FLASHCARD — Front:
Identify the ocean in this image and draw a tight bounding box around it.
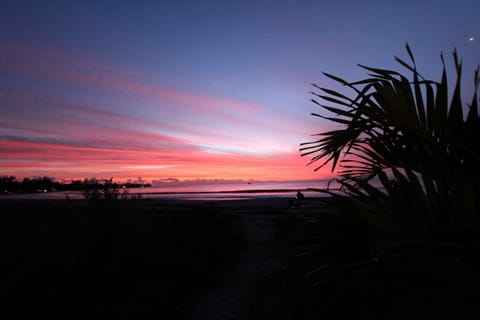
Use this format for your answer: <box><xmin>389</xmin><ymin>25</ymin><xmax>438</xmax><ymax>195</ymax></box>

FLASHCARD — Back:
<box><xmin>1</xmin><ymin>179</ymin><xmax>338</xmax><ymax>201</ymax></box>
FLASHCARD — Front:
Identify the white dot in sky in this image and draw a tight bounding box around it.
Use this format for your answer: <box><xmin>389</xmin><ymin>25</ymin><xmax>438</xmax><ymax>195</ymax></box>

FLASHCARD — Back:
<box><xmin>469</xmin><ymin>36</ymin><xmax>474</xmax><ymax>42</ymax></box>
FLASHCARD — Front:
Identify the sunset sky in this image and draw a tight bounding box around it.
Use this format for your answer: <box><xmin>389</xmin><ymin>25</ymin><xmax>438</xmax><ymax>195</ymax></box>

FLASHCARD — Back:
<box><xmin>1</xmin><ymin>0</ymin><xmax>479</xmax><ymax>183</ymax></box>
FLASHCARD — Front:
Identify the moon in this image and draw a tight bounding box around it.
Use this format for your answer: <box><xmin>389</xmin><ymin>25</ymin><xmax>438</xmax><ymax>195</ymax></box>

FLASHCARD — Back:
<box><xmin>469</xmin><ymin>36</ymin><xmax>474</xmax><ymax>42</ymax></box>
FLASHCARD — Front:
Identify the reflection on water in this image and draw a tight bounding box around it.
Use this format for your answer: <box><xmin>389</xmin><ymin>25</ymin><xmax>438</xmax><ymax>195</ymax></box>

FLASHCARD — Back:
<box><xmin>0</xmin><ymin>179</ymin><xmax>336</xmax><ymax>200</ymax></box>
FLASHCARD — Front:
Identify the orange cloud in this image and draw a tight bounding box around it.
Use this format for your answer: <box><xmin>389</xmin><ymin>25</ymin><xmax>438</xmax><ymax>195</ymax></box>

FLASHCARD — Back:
<box><xmin>0</xmin><ymin>137</ymin><xmax>332</xmax><ymax>182</ymax></box>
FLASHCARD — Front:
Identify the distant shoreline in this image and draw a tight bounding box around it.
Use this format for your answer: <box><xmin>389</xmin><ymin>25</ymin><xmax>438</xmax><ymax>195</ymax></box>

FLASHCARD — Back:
<box><xmin>0</xmin><ymin>187</ymin><xmax>336</xmax><ymax>201</ymax></box>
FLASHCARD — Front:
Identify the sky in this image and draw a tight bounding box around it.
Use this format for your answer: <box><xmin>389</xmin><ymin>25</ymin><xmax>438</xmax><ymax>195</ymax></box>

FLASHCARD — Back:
<box><xmin>0</xmin><ymin>0</ymin><xmax>479</xmax><ymax>183</ymax></box>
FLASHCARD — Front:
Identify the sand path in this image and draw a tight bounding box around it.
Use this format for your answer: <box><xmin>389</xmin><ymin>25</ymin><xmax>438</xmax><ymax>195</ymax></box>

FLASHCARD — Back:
<box><xmin>190</xmin><ymin>201</ymin><xmax>288</xmax><ymax>320</ymax></box>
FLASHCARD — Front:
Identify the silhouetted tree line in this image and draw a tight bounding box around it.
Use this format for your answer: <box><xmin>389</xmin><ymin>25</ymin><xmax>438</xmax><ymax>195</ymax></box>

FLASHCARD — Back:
<box><xmin>0</xmin><ymin>176</ymin><xmax>150</xmax><ymax>194</ymax></box>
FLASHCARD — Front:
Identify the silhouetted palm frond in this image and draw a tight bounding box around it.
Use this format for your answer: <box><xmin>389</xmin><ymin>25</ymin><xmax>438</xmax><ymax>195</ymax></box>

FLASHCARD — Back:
<box><xmin>302</xmin><ymin>44</ymin><xmax>480</xmax><ymax>248</ymax></box>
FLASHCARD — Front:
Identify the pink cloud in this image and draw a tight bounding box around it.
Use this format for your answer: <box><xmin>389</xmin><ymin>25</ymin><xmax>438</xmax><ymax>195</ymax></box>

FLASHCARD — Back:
<box><xmin>0</xmin><ymin>41</ymin><xmax>329</xmax><ymax>182</ymax></box>
<box><xmin>0</xmin><ymin>42</ymin><xmax>323</xmax><ymax>153</ymax></box>
<box><xmin>0</xmin><ymin>41</ymin><xmax>263</xmax><ymax>116</ymax></box>
<box><xmin>0</xmin><ymin>85</ymin><xmax>306</xmax><ymax>158</ymax></box>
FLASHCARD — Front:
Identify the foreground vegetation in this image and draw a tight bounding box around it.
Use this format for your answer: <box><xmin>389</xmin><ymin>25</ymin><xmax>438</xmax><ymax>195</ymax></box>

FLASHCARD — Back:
<box><xmin>0</xmin><ymin>198</ymin><xmax>242</xmax><ymax>319</ymax></box>
<box><xmin>301</xmin><ymin>45</ymin><xmax>479</xmax><ymax>242</ymax></box>
<box><xmin>278</xmin><ymin>207</ymin><xmax>480</xmax><ymax>319</ymax></box>
<box><xmin>290</xmin><ymin>45</ymin><xmax>480</xmax><ymax>318</ymax></box>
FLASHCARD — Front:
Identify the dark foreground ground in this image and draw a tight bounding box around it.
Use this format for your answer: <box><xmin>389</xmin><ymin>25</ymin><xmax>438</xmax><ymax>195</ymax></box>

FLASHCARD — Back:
<box><xmin>2</xmin><ymin>197</ymin><xmax>479</xmax><ymax>319</ymax></box>
<box><xmin>0</xmin><ymin>196</ymin><xmax>311</xmax><ymax>319</ymax></box>
<box><xmin>1</xmin><ymin>197</ymin><xmax>245</xmax><ymax>319</ymax></box>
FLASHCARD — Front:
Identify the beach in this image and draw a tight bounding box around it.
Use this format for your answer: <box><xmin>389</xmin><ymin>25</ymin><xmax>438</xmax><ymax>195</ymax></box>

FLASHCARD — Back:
<box><xmin>0</xmin><ymin>195</ymin><xmax>333</xmax><ymax>319</ymax></box>
<box><xmin>3</xmin><ymin>194</ymin><xmax>478</xmax><ymax>319</ymax></box>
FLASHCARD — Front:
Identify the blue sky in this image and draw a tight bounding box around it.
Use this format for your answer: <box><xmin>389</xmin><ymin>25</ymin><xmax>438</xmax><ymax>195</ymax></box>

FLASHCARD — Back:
<box><xmin>0</xmin><ymin>0</ymin><xmax>478</xmax><ymax>181</ymax></box>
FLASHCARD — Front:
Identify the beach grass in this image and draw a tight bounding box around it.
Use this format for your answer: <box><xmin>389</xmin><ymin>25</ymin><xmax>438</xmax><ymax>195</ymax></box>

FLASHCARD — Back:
<box><xmin>0</xmin><ymin>199</ymin><xmax>243</xmax><ymax>319</ymax></box>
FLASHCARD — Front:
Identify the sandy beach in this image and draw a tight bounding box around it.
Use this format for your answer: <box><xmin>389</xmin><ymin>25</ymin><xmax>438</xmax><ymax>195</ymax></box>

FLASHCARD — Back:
<box><xmin>174</xmin><ymin>197</ymin><xmax>332</xmax><ymax>320</ymax></box>
<box><xmin>0</xmin><ymin>195</ymin><xmax>333</xmax><ymax>319</ymax></box>
<box><xmin>3</xmin><ymin>192</ymin><xmax>480</xmax><ymax>319</ymax></box>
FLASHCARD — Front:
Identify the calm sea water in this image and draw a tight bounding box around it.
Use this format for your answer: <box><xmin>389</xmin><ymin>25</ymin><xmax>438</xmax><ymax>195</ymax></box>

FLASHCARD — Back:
<box><xmin>1</xmin><ymin>179</ymin><xmax>338</xmax><ymax>201</ymax></box>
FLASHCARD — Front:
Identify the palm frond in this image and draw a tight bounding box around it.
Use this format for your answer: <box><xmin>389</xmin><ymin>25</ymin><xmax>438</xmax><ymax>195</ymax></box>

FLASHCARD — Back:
<box><xmin>301</xmin><ymin>44</ymin><xmax>480</xmax><ymax>251</ymax></box>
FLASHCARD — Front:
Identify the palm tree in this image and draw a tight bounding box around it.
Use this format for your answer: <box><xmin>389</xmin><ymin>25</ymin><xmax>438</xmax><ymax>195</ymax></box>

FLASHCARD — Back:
<box><xmin>301</xmin><ymin>44</ymin><xmax>480</xmax><ymax>251</ymax></box>
<box><xmin>295</xmin><ymin>45</ymin><xmax>480</xmax><ymax>318</ymax></box>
